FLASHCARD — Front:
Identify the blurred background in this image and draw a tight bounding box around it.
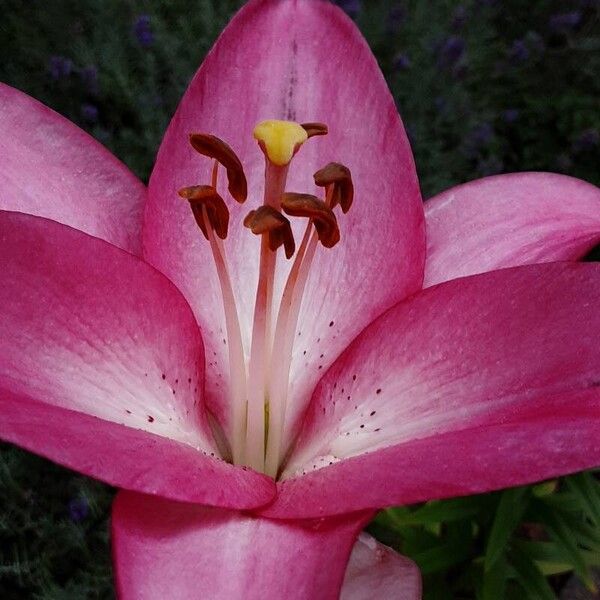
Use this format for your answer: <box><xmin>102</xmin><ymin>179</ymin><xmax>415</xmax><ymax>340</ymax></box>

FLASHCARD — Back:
<box><xmin>0</xmin><ymin>0</ymin><xmax>599</xmax><ymax>598</ymax></box>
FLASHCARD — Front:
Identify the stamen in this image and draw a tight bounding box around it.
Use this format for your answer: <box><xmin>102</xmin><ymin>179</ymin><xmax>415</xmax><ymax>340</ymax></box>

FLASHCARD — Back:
<box><xmin>264</xmin><ymin>184</ymin><xmax>341</xmax><ymax>477</ymax></box>
<box><xmin>264</xmin><ymin>220</ymin><xmax>316</xmax><ymax>476</ymax></box>
<box><xmin>244</xmin><ymin>206</ymin><xmax>296</xmax><ymax>259</ymax></box>
<box><xmin>181</xmin><ymin>151</ymin><xmax>247</xmax><ymax>464</ymax></box>
<box><xmin>253</xmin><ymin>120</ymin><xmax>308</xmax><ymax>167</ymax></box>
<box><xmin>301</xmin><ymin>122</ymin><xmax>329</xmax><ymax>138</ymax></box>
<box><xmin>178</xmin><ymin>185</ymin><xmax>229</xmax><ymax>240</ymax></box>
<box><xmin>180</xmin><ymin>121</ymin><xmax>348</xmax><ymax>476</ymax></box>
<box><xmin>189</xmin><ymin>133</ymin><xmax>248</xmax><ymax>203</ymax></box>
<box><xmin>314</xmin><ymin>162</ymin><xmax>354</xmax><ymax>213</ymax></box>
<box><xmin>281</xmin><ymin>192</ymin><xmax>340</xmax><ymax>248</ymax></box>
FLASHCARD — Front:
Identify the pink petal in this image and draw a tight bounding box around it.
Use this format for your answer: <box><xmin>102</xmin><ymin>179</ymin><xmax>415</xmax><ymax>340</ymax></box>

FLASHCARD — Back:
<box><xmin>143</xmin><ymin>0</ymin><xmax>424</xmax><ymax>443</ymax></box>
<box><xmin>0</xmin><ymin>83</ymin><xmax>145</xmax><ymax>254</ymax></box>
<box><xmin>342</xmin><ymin>533</ymin><xmax>421</xmax><ymax>600</ymax></box>
<box><xmin>1</xmin><ymin>390</ymin><xmax>274</xmax><ymax>509</ymax></box>
<box><xmin>424</xmin><ymin>172</ymin><xmax>600</xmax><ymax>287</ymax></box>
<box><xmin>260</xmin><ymin>263</ymin><xmax>600</xmax><ymax>517</ymax></box>
<box><xmin>112</xmin><ymin>491</ymin><xmax>374</xmax><ymax>600</ymax></box>
<box><xmin>265</xmin><ymin>389</ymin><xmax>600</xmax><ymax>518</ymax></box>
<box><xmin>0</xmin><ymin>211</ymin><xmax>274</xmax><ymax>508</ymax></box>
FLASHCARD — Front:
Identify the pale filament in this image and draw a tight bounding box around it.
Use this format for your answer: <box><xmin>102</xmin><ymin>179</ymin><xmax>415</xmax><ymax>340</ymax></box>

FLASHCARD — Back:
<box><xmin>265</xmin><ymin>186</ymin><xmax>333</xmax><ymax>476</ymax></box>
<box><xmin>203</xmin><ymin>161</ymin><xmax>248</xmax><ymax>464</ymax></box>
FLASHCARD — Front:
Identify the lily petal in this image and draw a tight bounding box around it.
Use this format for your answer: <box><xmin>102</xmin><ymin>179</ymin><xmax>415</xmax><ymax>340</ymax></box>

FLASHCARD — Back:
<box><xmin>342</xmin><ymin>533</ymin><xmax>421</xmax><ymax>600</ymax></box>
<box><xmin>143</xmin><ymin>0</ymin><xmax>424</xmax><ymax>443</ymax></box>
<box><xmin>424</xmin><ymin>172</ymin><xmax>600</xmax><ymax>287</ymax></box>
<box><xmin>262</xmin><ymin>263</ymin><xmax>600</xmax><ymax>517</ymax></box>
<box><xmin>112</xmin><ymin>491</ymin><xmax>374</xmax><ymax>600</ymax></box>
<box><xmin>0</xmin><ymin>83</ymin><xmax>145</xmax><ymax>255</ymax></box>
<box><xmin>267</xmin><ymin>389</ymin><xmax>600</xmax><ymax>518</ymax></box>
<box><xmin>0</xmin><ymin>211</ymin><xmax>274</xmax><ymax>508</ymax></box>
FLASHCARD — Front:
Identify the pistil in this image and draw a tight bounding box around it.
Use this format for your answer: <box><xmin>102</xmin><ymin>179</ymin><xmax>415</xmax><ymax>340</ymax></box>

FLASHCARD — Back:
<box><xmin>244</xmin><ymin>160</ymin><xmax>289</xmax><ymax>471</ymax></box>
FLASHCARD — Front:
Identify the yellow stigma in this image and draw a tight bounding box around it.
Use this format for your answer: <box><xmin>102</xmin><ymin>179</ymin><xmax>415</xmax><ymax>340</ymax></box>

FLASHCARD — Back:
<box><xmin>253</xmin><ymin>120</ymin><xmax>308</xmax><ymax>167</ymax></box>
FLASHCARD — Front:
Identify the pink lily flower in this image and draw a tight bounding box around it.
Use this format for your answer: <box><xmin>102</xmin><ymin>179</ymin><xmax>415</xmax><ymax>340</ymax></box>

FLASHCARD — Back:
<box><xmin>1</xmin><ymin>0</ymin><xmax>600</xmax><ymax>597</ymax></box>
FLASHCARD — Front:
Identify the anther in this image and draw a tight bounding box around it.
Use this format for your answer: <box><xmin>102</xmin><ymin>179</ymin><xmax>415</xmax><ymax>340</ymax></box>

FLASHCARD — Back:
<box><xmin>281</xmin><ymin>193</ymin><xmax>341</xmax><ymax>248</ymax></box>
<box><xmin>301</xmin><ymin>122</ymin><xmax>328</xmax><ymax>138</ymax></box>
<box><xmin>243</xmin><ymin>206</ymin><xmax>296</xmax><ymax>258</ymax></box>
<box><xmin>189</xmin><ymin>134</ymin><xmax>247</xmax><ymax>203</ymax></box>
<box><xmin>313</xmin><ymin>162</ymin><xmax>354</xmax><ymax>213</ymax></box>
<box><xmin>253</xmin><ymin>120</ymin><xmax>309</xmax><ymax>167</ymax></box>
<box><xmin>178</xmin><ymin>185</ymin><xmax>229</xmax><ymax>240</ymax></box>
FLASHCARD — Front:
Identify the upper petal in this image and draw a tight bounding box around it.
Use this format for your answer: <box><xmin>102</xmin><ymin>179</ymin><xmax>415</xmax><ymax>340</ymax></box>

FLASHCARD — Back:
<box><xmin>0</xmin><ymin>83</ymin><xmax>145</xmax><ymax>254</ymax></box>
<box><xmin>424</xmin><ymin>172</ymin><xmax>600</xmax><ymax>287</ymax></box>
<box><xmin>0</xmin><ymin>210</ymin><xmax>274</xmax><ymax>508</ymax></box>
<box><xmin>261</xmin><ymin>263</ymin><xmax>600</xmax><ymax>517</ymax></box>
<box><xmin>112</xmin><ymin>491</ymin><xmax>374</xmax><ymax>600</ymax></box>
<box><xmin>143</xmin><ymin>0</ymin><xmax>424</xmax><ymax>443</ymax></box>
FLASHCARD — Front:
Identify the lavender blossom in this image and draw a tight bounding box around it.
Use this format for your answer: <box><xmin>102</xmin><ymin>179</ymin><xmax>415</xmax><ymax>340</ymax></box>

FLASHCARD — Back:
<box><xmin>438</xmin><ymin>36</ymin><xmax>465</xmax><ymax>68</ymax></box>
<box><xmin>334</xmin><ymin>0</ymin><xmax>361</xmax><ymax>18</ymax></box>
<box><xmin>68</xmin><ymin>496</ymin><xmax>89</xmax><ymax>522</ymax></box>
<box><xmin>133</xmin><ymin>14</ymin><xmax>154</xmax><ymax>47</ymax></box>
<box><xmin>548</xmin><ymin>12</ymin><xmax>582</xmax><ymax>33</ymax></box>
<box><xmin>48</xmin><ymin>55</ymin><xmax>73</xmax><ymax>80</ymax></box>
<box><xmin>393</xmin><ymin>53</ymin><xmax>411</xmax><ymax>71</ymax></box>
<box><xmin>81</xmin><ymin>103</ymin><xmax>99</xmax><ymax>123</ymax></box>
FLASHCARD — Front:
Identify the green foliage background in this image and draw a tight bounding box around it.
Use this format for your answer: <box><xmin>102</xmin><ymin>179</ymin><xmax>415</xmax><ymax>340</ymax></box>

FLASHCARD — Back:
<box><xmin>0</xmin><ymin>0</ymin><xmax>598</xmax><ymax>598</ymax></box>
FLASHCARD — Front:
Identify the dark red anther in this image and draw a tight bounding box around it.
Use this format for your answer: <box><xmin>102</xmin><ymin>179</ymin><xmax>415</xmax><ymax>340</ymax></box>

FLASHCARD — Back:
<box><xmin>281</xmin><ymin>193</ymin><xmax>340</xmax><ymax>248</ymax></box>
<box><xmin>189</xmin><ymin>133</ymin><xmax>247</xmax><ymax>203</ymax></box>
<box><xmin>178</xmin><ymin>185</ymin><xmax>230</xmax><ymax>240</ymax></box>
<box><xmin>243</xmin><ymin>206</ymin><xmax>296</xmax><ymax>259</ymax></box>
<box><xmin>313</xmin><ymin>162</ymin><xmax>354</xmax><ymax>213</ymax></box>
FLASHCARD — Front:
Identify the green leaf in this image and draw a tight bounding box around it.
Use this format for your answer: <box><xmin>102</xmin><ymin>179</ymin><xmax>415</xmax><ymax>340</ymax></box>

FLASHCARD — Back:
<box><xmin>565</xmin><ymin>472</ymin><xmax>600</xmax><ymax>527</ymax></box>
<box><xmin>510</xmin><ymin>546</ymin><xmax>556</xmax><ymax>600</ymax></box>
<box><xmin>515</xmin><ymin>540</ymin><xmax>600</xmax><ymax>576</ymax></box>
<box><xmin>485</xmin><ymin>486</ymin><xmax>530</xmax><ymax>572</ymax></box>
<box><xmin>382</xmin><ymin>498</ymin><xmax>481</xmax><ymax>526</ymax></box>
<box><xmin>536</xmin><ymin>502</ymin><xmax>597</xmax><ymax>592</ymax></box>
<box><xmin>412</xmin><ymin>541</ymin><xmax>473</xmax><ymax>575</ymax></box>
<box><xmin>481</xmin><ymin>555</ymin><xmax>508</xmax><ymax>600</ymax></box>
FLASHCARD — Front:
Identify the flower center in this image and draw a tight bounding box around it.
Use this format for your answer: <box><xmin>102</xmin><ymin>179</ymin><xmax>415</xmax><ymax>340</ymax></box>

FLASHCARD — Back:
<box><xmin>179</xmin><ymin>119</ymin><xmax>353</xmax><ymax>477</ymax></box>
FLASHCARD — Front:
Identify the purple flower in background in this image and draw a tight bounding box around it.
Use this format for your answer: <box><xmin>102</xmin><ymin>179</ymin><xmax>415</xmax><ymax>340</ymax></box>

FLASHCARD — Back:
<box><xmin>133</xmin><ymin>14</ymin><xmax>154</xmax><ymax>47</ymax></box>
<box><xmin>508</xmin><ymin>39</ymin><xmax>530</xmax><ymax>64</ymax></box>
<box><xmin>68</xmin><ymin>496</ymin><xmax>89</xmax><ymax>522</ymax></box>
<box><xmin>438</xmin><ymin>35</ymin><xmax>465</xmax><ymax>68</ymax></box>
<box><xmin>393</xmin><ymin>53</ymin><xmax>411</xmax><ymax>71</ymax></box>
<box><xmin>334</xmin><ymin>0</ymin><xmax>361</xmax><ymax>18</ymax></box>
<box><xmin>48</xmin><ymin>55</ymin><xmax>73</xmax><ymax>80</ymax></box>
<box><xmin>548</xmin><ymin>11</ymin><xmax>582</xmax><ymax>33</ymax></box>
<box><xmin>81</xmin><ymin>103</ymin><xmax>99</xmax><ymax>123</ymax></box>
<box><xmin>79</xmin><ymin>65</ymin><xmax>99</xmax><ymax>96</ymax></box>
<box><xmin>389</xmin><ymin>5</ymin><xmax>407</xmax><ymax>29</ymax></box>
<box><xmin>573</xmin><ymin>129</ymin><xmax>600</xmax><ymax>153</ymax></box>
<box><xmin>452</xmin><ymin>5</ymin><xmax>468</xmax><ymax>30</ymax></box>
<box><xmin>502</xmin><ymin>109</ymin><xmax>520</xmax><ymax>123</ymax></box>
